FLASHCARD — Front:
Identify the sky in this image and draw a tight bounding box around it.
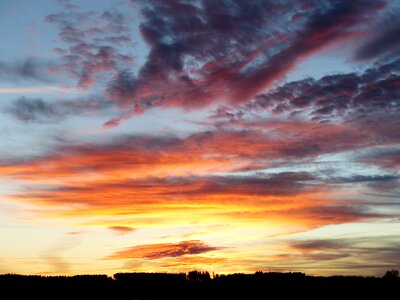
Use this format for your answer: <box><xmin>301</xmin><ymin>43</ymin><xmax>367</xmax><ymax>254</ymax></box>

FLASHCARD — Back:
<box><xmin>0</xmin><ymin>0</ymin><xmax>400</xmax><ymax>277</ymax></box>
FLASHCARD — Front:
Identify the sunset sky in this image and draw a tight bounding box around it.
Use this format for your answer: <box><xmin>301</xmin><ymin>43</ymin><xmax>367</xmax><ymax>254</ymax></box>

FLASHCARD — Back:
<box><xmin>1</xmin><ymin>0</ymin><xmax>400</xmax><ymax>277</ymax></box>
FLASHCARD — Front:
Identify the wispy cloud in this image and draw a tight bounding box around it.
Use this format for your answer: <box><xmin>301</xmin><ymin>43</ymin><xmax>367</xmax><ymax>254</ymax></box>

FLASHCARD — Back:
<box><xmin>107</xmin><ymin>240</ymin><xmax>222</xmax><ymax>259</ymax></box>
<box><xmin>4</xmin><ymin>96</ymin><xmax>111</xmax><ymax>122</ymax></box>
<box><xmin>0</xmin><ymin>130</ymin><xmax>394</xmax><ymax>231</ymax></box>
<box><xmin>0</xmin><ymin>86</ymin><xmax>81</xmax><ymax>94</ymax></box>
<box><xmin>282</xmin><ymin>235</ymin><xmax>400</xmax><ymax>273</ymax></box>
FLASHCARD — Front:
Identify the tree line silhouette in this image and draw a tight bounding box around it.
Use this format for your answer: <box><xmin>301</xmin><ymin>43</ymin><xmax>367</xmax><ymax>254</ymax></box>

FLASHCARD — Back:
<box><xmin>0</xmin><ymin>270</ymin><xmax>398</xmax><ymax>299</ymax></box>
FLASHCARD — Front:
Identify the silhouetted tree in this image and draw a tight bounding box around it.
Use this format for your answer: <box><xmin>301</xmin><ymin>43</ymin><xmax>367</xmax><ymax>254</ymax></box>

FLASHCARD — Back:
<box><xmin>383</xmin><ymin>270</ymin><xmax>399</xmax><ymax>280</ymax></box>
<box><xmin>1</xmin><ymin>271</ymin><xmax>400</xmax><ymax>299</ymax></box>
<box><xmin>187</xmin><ymin>270</ymin><xmax>211</xmax><ymax>282</ymax></box>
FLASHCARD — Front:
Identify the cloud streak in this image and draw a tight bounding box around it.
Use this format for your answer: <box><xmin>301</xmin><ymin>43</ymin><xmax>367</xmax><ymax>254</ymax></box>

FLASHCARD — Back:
<box><xmin>1</xmin><ymin>129</ymin><xmax>395</xmax><ymax>232</ymax></box>
<box><xmin>283</xmin><ymin>235</ymin><xmax>400</xmax><ymax>273</ymax></box>
<box><xmin>108</xmin><ymin>226</ymin><xmax>135</xmax><ymax>235</ymax></box>
<box><xmin>107</xmin><ymin>240</ymin><xmax>222</xmax><ymax>259</ymax></box>
<box><xmin>4</xmin><ymin>96</ymin><xmax>112</xmax><ymax>123</ymax></box>
<box><xmin>0</xmin><ymin>86</ymin><xmax>80</xmax><ymax>94</ymax></box>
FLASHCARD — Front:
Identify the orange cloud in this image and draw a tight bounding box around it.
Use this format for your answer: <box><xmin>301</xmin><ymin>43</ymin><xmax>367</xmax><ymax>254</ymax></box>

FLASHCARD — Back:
<box><xmin>108</xmin><ymin>226</ymin><xmax>135</xmax><ymax>235</ymax></box>
<box><xmin>0</xmin><ymin>125</ymin><xmax>383</xmax><ymax>232</ymax></box>
<box><xmin>107</xmin><ymin>240</ymin><xmax>222</xmax><ymax>259</ymax></box>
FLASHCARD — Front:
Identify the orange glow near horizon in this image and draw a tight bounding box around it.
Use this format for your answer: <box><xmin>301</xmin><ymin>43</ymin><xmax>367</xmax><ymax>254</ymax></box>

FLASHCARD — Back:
<box><xmin>0</xmin><ymin>126</ymin><xmax>376</xmax><ymax>276</ymax></box>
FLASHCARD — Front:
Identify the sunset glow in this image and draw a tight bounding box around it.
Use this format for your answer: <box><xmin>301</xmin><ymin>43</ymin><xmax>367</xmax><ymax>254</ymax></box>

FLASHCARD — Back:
<box><xmin>1</xmin><ymin>0</ymin><xmax>399</xmax><ymax>276</ymax></box>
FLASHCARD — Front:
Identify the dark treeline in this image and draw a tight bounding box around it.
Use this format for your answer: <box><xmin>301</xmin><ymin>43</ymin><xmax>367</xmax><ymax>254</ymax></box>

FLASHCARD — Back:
<box><xmin>1</xmin><ymin>270</ymin><xmax>399</xmax><ymax>299</ymax></box>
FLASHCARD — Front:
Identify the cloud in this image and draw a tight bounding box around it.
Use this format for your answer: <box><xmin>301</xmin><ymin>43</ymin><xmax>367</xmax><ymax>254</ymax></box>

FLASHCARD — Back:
<box><xmin>222</xmin><ymin>204</ymin><xmax>384</xmax><ymax>229</ymax></box>
<box><xmin>355</xmin><ymin>24</ymin><xmax>400</xmax><ymax>60</ymax></box>
<box><xmin>356</xmin><ymin>148</ymin><xmax>400</xmax><ymax>169</ymax></box>
<box><xmin>287</xmin><ymin>235</ymin><xmax>400</xmax><ymax>272</ymax></box>
<box><xmin>235</xmin><ymin>57</ymin><xmax>400</xmax><ymax>123</ymax></box>
<box><xmin>3</xmin><ymin>173</ymin><xmax>323</xmax><ymax>213</ymax></box>
<box><xmin>292</xmin><ymin>239</ymin><xmax>347</xmax><ymax>251</ymax></box>
<box><xmin>210</xmin><ymin>57</ymin><xmax>400</xmax><ymax>168</ymax></box>
<box><xmin>98</xmin><ymin>0</ymin><xmax>385</xmax><ymax>126</ymax></box>
<box><xmin>329</xmin><ymin>175</ymin><xmax>399</xmax><ymax>184</ymax></box>
<box><xmin>228</xmin><ymin>0</ymin><xmax>384</xmax><ymax>101</ymax></box>
<box><xmin>45</xmin><ymin>6</ymin><xmax>134</xmax><ymax>89</ymax></box>
<box><xmin>4</xmin><ymin>96</ymin><xmax>112</xmax><ymax>123</ymax></box>
<box><xmin>107</xmin><ymin>240</ymin><xmax>221</xmax><ymax>259</ymax></box>
<box><xmin>38</xmin><ymin>0</ymin><xmax>395</xmax><ymax>128</ymax></box>
<box><xmin>0</xmin><ymin>59</ymin><xmax>55</xmax><ymax>83</ymax></box>
<box><xmin>40</xmin><ymin>243</ymin><xmax>75</xmax><ymax>275</ymax></box>
<box><xmin>108</xmin><ymin>226</ymin><xmax>135</xmax><ymax>235</ymax></box>
<box><xmin>1</xmin><ymin>123</ymin><xmax>398</xmax><ymax>229</ymax></box>
<box><xmin>5</xmin><ymin>97</ymin><xmax>64</xmax><ymax>122</ymax></box>
<box><xmin>159</xmin><ymin>256</ymin><xmax>226</xmax><ymax>268</ymax></box>
<box><xmin>66</xmin><ymin>231</ymin><xmax>83</xmax><ymax>235</ymax></box>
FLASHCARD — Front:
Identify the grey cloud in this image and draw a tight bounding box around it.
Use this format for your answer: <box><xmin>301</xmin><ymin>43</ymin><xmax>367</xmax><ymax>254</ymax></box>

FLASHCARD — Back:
<box><xmin>0</xmin><ymin>59</ymin><xmax>54</xmax><ymax>83</ymax></box>
<box><xmin>4</xmin><ymin>96</ymin><xmax>113</xmax><ymax>123</ymax></box>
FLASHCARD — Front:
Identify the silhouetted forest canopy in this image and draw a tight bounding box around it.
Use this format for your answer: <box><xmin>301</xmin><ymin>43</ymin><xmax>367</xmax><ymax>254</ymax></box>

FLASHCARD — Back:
<box><xmin>0</xmin><ymin>270</ymin><xmax>399</xmax><ymax>299</ymax></box>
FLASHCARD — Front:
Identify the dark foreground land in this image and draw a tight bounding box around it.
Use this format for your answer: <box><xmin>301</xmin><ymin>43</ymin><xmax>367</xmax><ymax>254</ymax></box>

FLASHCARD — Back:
<box><xmin>1</xmin><ymin>271</ymin><xmax>399</xmax><ymax>299</ymax></box>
